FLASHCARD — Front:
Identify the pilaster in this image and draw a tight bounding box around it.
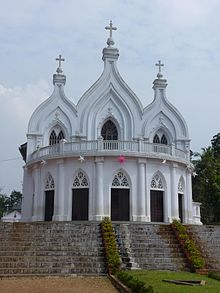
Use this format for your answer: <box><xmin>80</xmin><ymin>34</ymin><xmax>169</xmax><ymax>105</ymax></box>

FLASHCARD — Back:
<box><xmin>136</xmin><ymin>158</ymin><xmax>146</xmax><ymax>221</ymax></box>
<box><xmin>94</xmin><ymin>157</ymin><xmax>105</xmax><ymax>221</ymax></box>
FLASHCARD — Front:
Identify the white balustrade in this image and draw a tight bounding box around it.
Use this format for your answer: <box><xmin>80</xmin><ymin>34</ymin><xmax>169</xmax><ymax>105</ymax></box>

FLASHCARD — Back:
<box><xmin>30</xmin><ymin>140</ymin><xmax>187</xmax><ymax>162</ymax></box>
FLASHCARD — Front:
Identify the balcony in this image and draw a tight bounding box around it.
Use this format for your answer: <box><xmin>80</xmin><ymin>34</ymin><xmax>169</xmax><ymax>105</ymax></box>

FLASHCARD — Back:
<box><xmin>30</xmin><ymin>140</ymin><xmax>188</xmax><ymax>163</ymax></box>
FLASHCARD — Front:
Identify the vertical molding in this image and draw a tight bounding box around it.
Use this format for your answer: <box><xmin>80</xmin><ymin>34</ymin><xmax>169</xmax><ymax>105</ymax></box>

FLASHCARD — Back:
<box><xmin>94</xmin><ymin>157</ymin><xmax>104</xmax><ymax>220</ymax></box>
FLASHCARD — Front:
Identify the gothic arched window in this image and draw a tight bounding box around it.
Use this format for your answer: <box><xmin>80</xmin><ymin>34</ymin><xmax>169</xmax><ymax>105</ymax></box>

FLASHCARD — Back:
<box><xmin>151</xmin><ymin>173</ymin><xmax>164</xmax><ymax>190</ymax></box>
<box><xmin>49</xmin><ymin>130</ymin><xmax>57</xmax><ymax>145</ymax></box>
<box><xmin>161</xmin><ymin>134</ymin><xmax>168</xmax><ymax>145</ymax></box>
<box><xmin>101</xmin><ymin>120</ymin><xmax>118</xmax><ymax>140</ymax></box>
<box><xmin>73</xmin><ymin>171</ymin><xmax>89</xmax><ymax>188</ymax></box>
<box><xmin>57</xmin><ymin>131</ymin><xmax>64</xmax><ymax>141</ymax></box>
<box><xmin>45</xmin><ymin>173</ymin><xmax>55</xmax><ymax>190</ymax></box>
<box><xmin>153</xmin><ymin>134</ymin><xmax>160</xmax><ymax>144</ymax></box>
<box><xmin>49</xmin><ymin>129</ymin><xmax>65</xmax><ymax>145</ymax></box>
<box><xmin>178</xmin><ymin>177</ymin><xmax>184</xmax><ymax>193</ymax></box>
<box><xmin>112</xmin><ymin>171</ymin><xmax>129</xmax><ymax>188</ymax></box>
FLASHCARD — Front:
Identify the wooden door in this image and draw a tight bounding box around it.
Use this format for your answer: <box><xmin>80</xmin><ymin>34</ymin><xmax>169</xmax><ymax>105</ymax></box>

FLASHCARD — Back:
<box><xmin>111</xmin><ymin>188</ymin><xmax>129</xmax><ymax>221</ymax></box>
<box><xmin>45</xmin><ymin>190</ymin><xmax>54</xmax><ymax>221</ymax></box>
<box><xmin>150</xmin><ymin>190</ymin><xmax>164</xmax><ymax>222</ymax></box>
<box><xmin>72</xmin><ymin>189</ymin><xmax>89</xmax><ymax>220</ymax></box>
<box><xmin>178</xmin><ymin>193</ymin><xmax>183</xmax><ymax>223</ymax></box>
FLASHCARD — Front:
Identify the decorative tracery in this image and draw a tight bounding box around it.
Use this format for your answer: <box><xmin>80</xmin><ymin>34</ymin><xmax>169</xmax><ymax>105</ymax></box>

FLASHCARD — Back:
<box><xmin>45</xmin><ymin>173</ymin><xmax>55</xmax><ymax>190</ymax></box>
<box><xmin>73</xmin><ymin>171</ymin><xmax>89</xmax><ymax>188</ymax></box>
<box><xmin>178</xmin><ymin>177</ymin><xmax>184</xmax><ymax>193</ymax></box>
<box><xmin>112</xmin><ymin>171</ymin><xmax>129</xmax><ymax>188</ymax></box>
<box><xmin>151</xmin><ymin>174</ymin><xmax>163</xmax><ymax>189</ymax></box>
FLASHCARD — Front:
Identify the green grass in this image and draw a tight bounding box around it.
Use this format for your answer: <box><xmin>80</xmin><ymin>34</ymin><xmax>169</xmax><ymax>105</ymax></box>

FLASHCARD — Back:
<box><xmin>125</xmin><ymin>270</ymin><xmax>220</xmax><ymax>293</ymax></box>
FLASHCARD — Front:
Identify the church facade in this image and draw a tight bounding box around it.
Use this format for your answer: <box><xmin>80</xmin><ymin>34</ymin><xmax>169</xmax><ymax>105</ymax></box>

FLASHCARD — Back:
<box><xmin>21</xmin><ymin>22</ymin><xmax>202</xmax><ymax>224</ymax></box>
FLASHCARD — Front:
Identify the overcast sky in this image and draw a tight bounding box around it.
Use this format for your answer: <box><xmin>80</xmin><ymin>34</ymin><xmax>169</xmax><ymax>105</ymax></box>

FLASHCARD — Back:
<box><xmin>0</xmin><ymin>0</ymin><xmax>220</xmax><ymax>194</ymax></box>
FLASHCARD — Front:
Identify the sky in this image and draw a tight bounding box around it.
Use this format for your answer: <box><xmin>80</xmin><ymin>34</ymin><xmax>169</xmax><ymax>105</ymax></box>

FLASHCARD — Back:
<box><xmin>0</xmin><ymin>0</ymin><xmax>220</xmax><ymax>194</ymax></box>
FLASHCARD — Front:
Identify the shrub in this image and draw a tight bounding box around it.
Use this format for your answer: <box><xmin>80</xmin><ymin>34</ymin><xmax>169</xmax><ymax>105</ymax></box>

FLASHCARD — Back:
<box><xmin>101</xmin><ymin>217</ymin><xmax>121</xmax><ymax>274</ymax></box>
<box><xmin>172</xmin><ymin>220</ymin><xmax>205</xmax><ymax>270</ymax></box>
<box><xmin>116</xmin><ymin>271</ymin><xmax>154</xmax><ymax>293</ymax></box>
<box><xmin>208</xmin><ymin>271</ymin><xmax>220</xmax><ymax>281</ymax></box>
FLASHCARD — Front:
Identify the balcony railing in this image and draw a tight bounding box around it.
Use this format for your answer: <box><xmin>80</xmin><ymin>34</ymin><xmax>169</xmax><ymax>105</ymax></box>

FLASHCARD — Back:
<box><xmin>31</xmin><ymin>140</ymin><xmax>188</xmax><ymax>161</ymax></box>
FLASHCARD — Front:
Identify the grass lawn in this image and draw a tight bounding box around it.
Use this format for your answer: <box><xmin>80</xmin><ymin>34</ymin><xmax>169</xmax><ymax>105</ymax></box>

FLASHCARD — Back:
<box><xmin>126</xmin><ymin>270</ymin><xmax>220</xmax><ymax>293</ymax></box>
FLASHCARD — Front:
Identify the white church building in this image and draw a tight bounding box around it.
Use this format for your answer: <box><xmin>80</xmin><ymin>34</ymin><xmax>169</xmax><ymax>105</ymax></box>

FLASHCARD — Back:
<box><xmin>21</xmin><ymin>22</ymin><xmax>202</xmax><ymax>225</ymax></box>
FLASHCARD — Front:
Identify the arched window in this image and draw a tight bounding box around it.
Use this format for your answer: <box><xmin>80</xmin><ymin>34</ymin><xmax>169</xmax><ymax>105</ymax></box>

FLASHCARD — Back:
<box><xmin>73</xmin><ymin>171</ymin><xmax>89</xmax><ymax>188</ymax></box>
<box><xmin>45</xmin><ymin>173</ymin><xmax>55</xmax><ymax>190</ymax></box>
<box><xmin>112</xmin><ymin>171</ymin><xmax>129</xmax><ymax>188</ymax></box>
<box><xmin>57</xmin><ymin>130</ymin><xmax>64</xmax><ymax>141</ymax></box>
<box><xmin>101</xmin><ymin>120</ymin><xmax>118</xmax><ymax>140</ymax></box>
<box><xmin>49</xmin><ymin>130</ymin><xmax>57</xmax><ymax>146</ymax></box>
<box><xmin>49</xmin><ymin>129</ymin><xmax>65</xmax><ymax>145</ymax></box>
<box><xmin>153</xmin><ymin>134</ymin><xmax>160</xmax><ymax>144</ymax></box>
<box><xmin>178</xmin><ymin>177</ymin><xmax>185</xmax><ymax>193</ymax></box>
<box><xmin>161</xmin><ymin>134</ymin><xmax>168</xmax><ymax>145</ymax></box>
<box><xmin>151</xmin><ymin>173</ymin><xmax>164</xmax><ymax>190</ymax></box>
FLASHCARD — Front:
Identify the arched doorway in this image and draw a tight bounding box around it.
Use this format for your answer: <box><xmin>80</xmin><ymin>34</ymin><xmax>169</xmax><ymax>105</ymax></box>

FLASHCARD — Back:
<box><xmin>111</xmin><ymin>171</ymin><xmax>130</xmax><ymax>221</ymax></box>
<box><xmin>44</xmin><ymin>173</ymin><xmax>55</xmax><ymax>221</ymax></box>
<box><xmin>72</xmin><ymin>171</ymin><xmax>89</xmax><ymax>221</ymax></box>
<box><xmin>150</xmin><ymin>173</ymin><xmax>164</xmax><ymax>222</ymax></box>
<box><xmin>178</xmin><ymin>177</ymin><xmax>185</xmax><ymax>223</ymax></box>
<box><xmin>101</xmin><ymin>120</ymin><xmax>118</xmax><ymax>149</ymax></box>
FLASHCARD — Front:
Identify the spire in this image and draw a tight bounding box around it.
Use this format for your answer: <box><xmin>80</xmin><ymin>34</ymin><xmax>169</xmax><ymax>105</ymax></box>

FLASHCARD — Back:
<box><xmin>53</xmin><ymin>54</ymin><xmax>66</xmax><ymax>86</ymax></box>
<box><xmin>103</xmin><ymin>20</ymin><xmax>119</xmax><ymax>62</ymax></box>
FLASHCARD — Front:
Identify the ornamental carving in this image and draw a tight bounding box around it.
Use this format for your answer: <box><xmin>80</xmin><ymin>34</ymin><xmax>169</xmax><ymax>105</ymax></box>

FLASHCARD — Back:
<box><xmin>73</xmin><ymin>171</ymin><xmax>89</xmax><ymax>188</ymax></box>
<box><xmin>112</xmin><ymin>171</ymin><xmax>129</xmax><ymax>187</ymax></box>
<box><xmin>151</xmin><ymin>174</ymin><xmax>163</xmax><ymax>189</ymax></box>
<box><xmin>45</xmin><ymin>173</ymin><xmax>55</xmax><ymax>190</ymax></box>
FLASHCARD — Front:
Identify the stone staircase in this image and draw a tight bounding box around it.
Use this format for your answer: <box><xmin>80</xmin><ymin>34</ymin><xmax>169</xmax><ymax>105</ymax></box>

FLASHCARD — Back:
<box><xmin>187</xmin><ymin>225</ymin><xmax>220</xmax><ymax>273</ymax></box>
<box><xmin>114</xmin><ymin>223</ymin><xmax>190</xmax><ymax>271</ymax></box>
<box><xmin>0</xmin><ymin>222</ymin><xmax>106</xmax><ymax>276</ymax></box>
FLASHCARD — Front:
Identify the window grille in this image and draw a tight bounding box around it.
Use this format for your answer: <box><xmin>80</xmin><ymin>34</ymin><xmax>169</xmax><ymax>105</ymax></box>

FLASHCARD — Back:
<box><xmin>151</xmin><ymin>174</ymin><xmax>163</xmax><ymax>189</ymax></box>
<box><xmin>112</xmin><ymin>171</ymin><xmax>129</xmax><ymax>187</ymax></box>
<box><xmin>73</xmin><ymin>171</ymin><xmax>89</xmax><ymax>188</ymax></box>
<box><xmin>45</xmin><ymin>173</ymin><xmax>55</xmax><ymax>190</ymax></box>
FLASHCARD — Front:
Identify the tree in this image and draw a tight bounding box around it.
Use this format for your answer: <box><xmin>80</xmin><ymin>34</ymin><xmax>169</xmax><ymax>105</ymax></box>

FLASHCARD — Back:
<box><xmin>0</xmin><ymin>190</ymin><xmax>22</xmax><ymax>219</ymax></box>
<box><xmin>192</xmin><ymin>146</ymin><xmax>220</xmax><ymax>224</ymax></box>
<box><xmin>5</xmin><ymin>190</ymin><xmax>22</xmax><ymax>212</ymax></box>
<box><xmin>211</xmin><ymin>133</ymin><xmax>220</xmax><ymax>158</ymax></box>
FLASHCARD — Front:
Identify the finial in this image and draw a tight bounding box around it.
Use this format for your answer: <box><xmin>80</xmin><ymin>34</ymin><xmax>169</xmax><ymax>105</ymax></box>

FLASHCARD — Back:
<box><xmin>155</xmin><ymin>60</ymin><xmax>164</xmax><ymax>79</ymax></box>
<box><xmin>105</xmin><ymin>20</ymin><xmax>117</xmax><ymax>47</ymax></box>
<box><xmin>56</xmin><ymin>54</ymin><xmax>65</xmax><ymax>74</ymax></box>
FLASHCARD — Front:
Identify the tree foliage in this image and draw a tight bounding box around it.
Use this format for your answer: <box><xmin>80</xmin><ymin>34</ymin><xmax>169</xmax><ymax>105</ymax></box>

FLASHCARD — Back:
<box><xmin>0</xmin><ymin>190</ymin><xmax>22</xmax><ymax>219</ymax></box>
<box><xmin>192</xmin><ymin>133</ymin><xmax>220</xmax><ymax>224</ymax></box>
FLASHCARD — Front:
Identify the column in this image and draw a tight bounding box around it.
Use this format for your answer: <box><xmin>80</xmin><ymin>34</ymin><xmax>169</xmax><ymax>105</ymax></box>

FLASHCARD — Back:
<box><xmin>94</xmin><ymin>157</ymin><xmax>104</xmax><ymax>221</ymax></box>
<box><xmin>186</xmin><ymin>171</ymin><xmax>193</xmax><ymax>224</ymax></box>
<box><xmin>32</xmin><ymin>165</ymin><xmax>40</xmax><ymax>221</ymax></box>
<box><xmin>53</xmin><ymin>159</ymin><xmax>66</xmax><ymax>221</ymax></box>
<box><xmin>145</xmin><ymin>162</ymin><xmax>151</xmax><ymax>222</ymax></box>
<box><xmin>136</xmin><ymin>158</ymin><xmax>146</xmax><ymax>221</ymax></box>
<box><xmin>171</xmin><ymin>163</ymin><xmax>179</xmax><ymax>221</ymax></box>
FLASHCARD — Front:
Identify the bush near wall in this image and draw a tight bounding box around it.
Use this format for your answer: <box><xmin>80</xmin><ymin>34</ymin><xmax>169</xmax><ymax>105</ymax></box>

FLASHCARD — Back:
<box><xmin>101</xmin><ymin>217</ymin><xmax>121</xmax><ymax>274</ymax></box>
<box><xmin>171</xmin><ymin>220</ymin><xmax>205</xmax><ymax>271</ymax></box>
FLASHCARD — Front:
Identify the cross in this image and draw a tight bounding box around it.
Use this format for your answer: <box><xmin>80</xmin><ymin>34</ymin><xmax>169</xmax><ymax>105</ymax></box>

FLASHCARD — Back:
<box><xmin>155</xmin><ymin>60</ymin><xmax>164</xmax><ymax>73</ymax></box>
<box><xmin>56</xmin><ymin>54</ymin><xmax>65</xmax><ymax>68</ymax></box>
<box><xmin>105</xmin><ymin>20</ymin><xmax>117</xmax><ymax>38</ymax></box>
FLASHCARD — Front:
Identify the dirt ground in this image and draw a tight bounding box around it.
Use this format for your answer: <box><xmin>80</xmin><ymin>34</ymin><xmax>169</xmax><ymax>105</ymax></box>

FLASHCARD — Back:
<box><xmin>0</xmin><ymin>277</ymin><xmax>119</xmax><ymax>293</ymax></box>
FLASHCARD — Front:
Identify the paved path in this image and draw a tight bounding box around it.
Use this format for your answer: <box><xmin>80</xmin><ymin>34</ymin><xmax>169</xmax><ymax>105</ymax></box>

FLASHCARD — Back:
<box><xmin>0</xmin><ymin>277</ymin><xmax>118</xmax><ymax>293</ymax></box>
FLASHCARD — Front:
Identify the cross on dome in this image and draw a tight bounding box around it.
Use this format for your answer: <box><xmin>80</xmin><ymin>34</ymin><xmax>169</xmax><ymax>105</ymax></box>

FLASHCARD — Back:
<box><xmin>105</xmin><ymin>20</ymin><xmax>117</xmax><ymax>47</ymax></box>
<box><xmin>155</xmin><ymin>60</ymin><xmax>164</xmax><ymax>79</ymax></box>
<box><xmin>56</xmin><ymin>54</ymin><xmax>65</xmax><ymax>74</ymax></box>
